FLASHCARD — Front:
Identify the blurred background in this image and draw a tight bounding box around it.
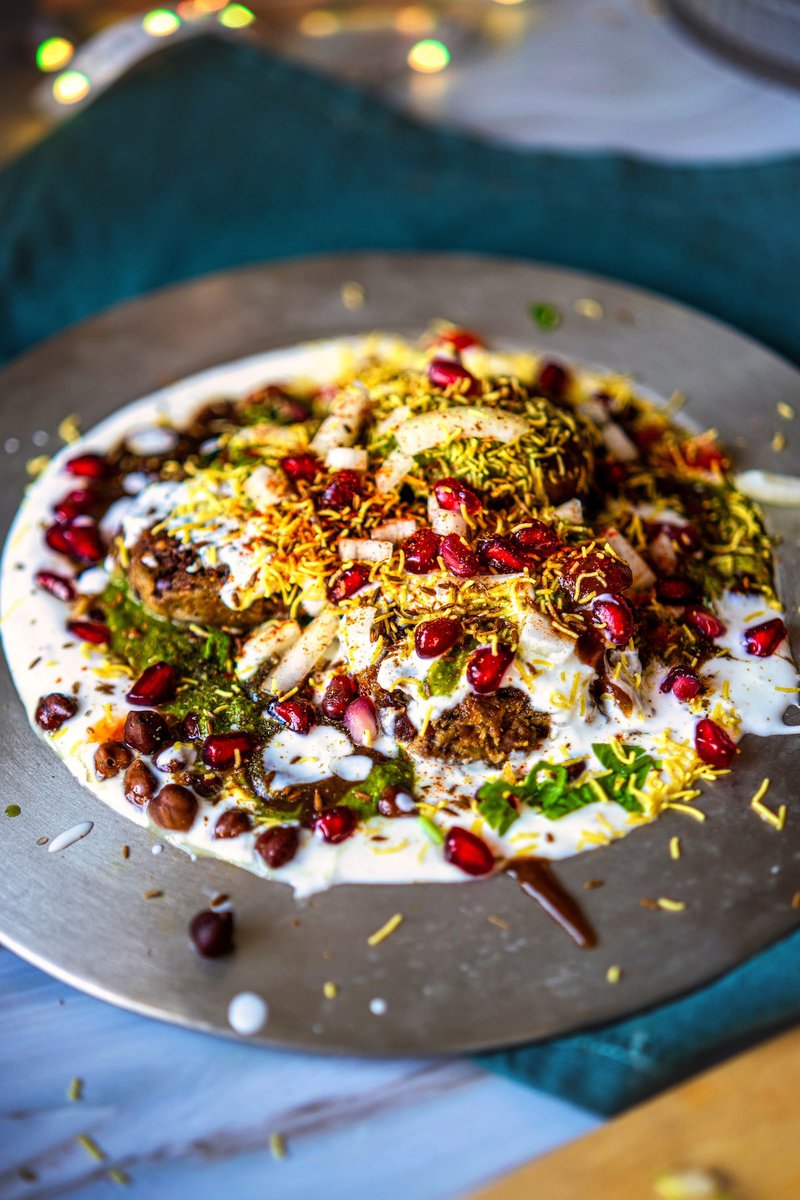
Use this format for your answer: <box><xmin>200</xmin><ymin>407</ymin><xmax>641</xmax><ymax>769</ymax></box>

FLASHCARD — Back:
<box><xmin>2</xmin><ymin>0</ymin><xmax>800</xmax><ymax>168</ymax></box>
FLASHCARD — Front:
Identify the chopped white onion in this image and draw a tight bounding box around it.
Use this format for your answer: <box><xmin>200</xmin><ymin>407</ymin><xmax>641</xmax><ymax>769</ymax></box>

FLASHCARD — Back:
<box><xmin>428</xmin><ymin>493</ymin><xmax>466</xmax><ymax>538</ymax></box>
<box><xmin>602</xmin><ymin>422</ymin><xmax>639</xmax><ymax>463</ymax></box>
<box><xmin>265</xmin><ymin>608</ymin><xmax>340</xmax><ymax>695</ymax></box>
<box><xmin>343</xmin><ymin>696</ymin><xmax>379</xmax><ymax>747</ymax></box>
<box><xmin>311</xmin><ymin>384</ymin><xmax>371</xmax><ymax>452</ymax></box>
<box><xmin>338</xmin><ymin>538</ymin><xmax>393</xmax><ymax>563</ymax></box>
<box><xmin>734</xmin><ymin>469</ymin><xmax>800</xmax><ymax>507</ymax></box>
<box><xmin>125</xmin><ymin>426</ymin><xmax>178</xmax><ymax>456</ymax></box>
<box><xmin>376</xmin><ymin>449</ymin><xmax>414</xmax><ymax>494</ymax></box>
<box><xmin>374</xmin><ymin>405</ymin><xmax>410</xmax><ymax>437</ymax></box>
<box><xmin>371</xmin><ymin>518</ymin><xmax>418</xmax><ymax>543</ymax></box>
<box><xmin>553</xmin><ymin>497</ymin><xmax>583</xmax><ymax>523</ymax></box>
<box><xmin>395</xmin><ymin>406</ymin><xmax>528</xmax><ymax>456</ymax></box>
<box><xmin>326</xmin><ymin>446</ymin><xmax>368</xmax><ymax>472</ymax></box>
<box><xmin>338</xmin><ymin>606</ymin><xmax>378</xmax><ymax>673</ymax></box>
<box><xmin>648</xmin><ymin>530</ymin><xmax>678</xmax><ymax>574</ymax></box>
<box><xmin>603</xmin><ymin>529</ymin><xmax>656</xmax><ymax>592</ymax></box>
<box><xmin>236</xmin><ymin>619</ymin><xmax>301</xmax><ymax>680</ymax></box>
<box><xmin>243</xmin><ymin>464</ymin><xmax>286</xmax><ymax>509</ymax></box>
<box><xmin>579</xmin><ymin>398</ymin><xmax>610</xmax><ymax>427</ymax></box>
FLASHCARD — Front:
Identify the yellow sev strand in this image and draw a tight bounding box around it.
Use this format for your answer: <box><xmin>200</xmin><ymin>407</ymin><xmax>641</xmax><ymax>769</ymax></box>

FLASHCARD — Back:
<box><xmin>656</xmin><ymin>898</ymin><xmax>686</xmax><ymax>912</ymax></box>
<box><xmin>669</xmin><ymin>836</ymin><xmax>681</xmax><ymax>860</ymax></box>
<box><xmin>367</xmin><ymin>913</ymin><xmax>404</xmax><ymax>946</ymax></box>
<box><xmin>750</xmin><ymin>778</ymin><xmax>786</xmax><ymax>831</ymax></box>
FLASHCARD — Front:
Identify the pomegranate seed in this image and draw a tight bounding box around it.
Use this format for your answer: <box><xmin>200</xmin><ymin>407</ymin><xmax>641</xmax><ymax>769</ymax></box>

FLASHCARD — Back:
<box><xmin>478</xmin><ymin>535</ymin><xmax>528</xmax><ymax>574</ymax></box>
<box><xmin>695</xmin><ymin>718</ymin><xmax>737</xmax><ymax>768</ymax></box>
<box><xmin>559</xmin><ymin>549</ymin><xmax>632</xmax><ymax>599</ymax></box>
<box><xmin>427</xmin><ymin>358</ymin><xmax>478</xmax><ymax>393</ymax></box>
<box><xmin>35</xmin><ymin>692</ymin><xmax>78</xmax><ymax>731</ymax></box>
<box><xmin>403</xmin><ymin>528</ymin><xmax>442</xmax><ymax>574</ymax></box>
<box><xmin>64</xmin><ymin>520</ymin><xmax>104</xmax><ymax>564</ymax></box>
<box><xmin>53</xmin><ymin>489</ymin><xmax>94</xmax><ymax>522</ymax></box>
<box><xmin>272</xmin><ymin>698</ymin><xmax>316</xmax><ymax>733</ymax></box>
<box><xmin>34</xmin><ymin>569</ymin><xmax>76</xmax><ymax>603</ymax></box>
<box><xmin>683</xmin><ymin>606</ymin><xmax>726</xmax><ymax>640</ymax></box>
<box><xmin>433</xmin><ymin>476</ymin><xmax>482</xmax><ymax>515</ymax></box>
<box><xmin>440</xmin><ymin>534</ymin><xmax>480</xmax><ymax>578</ymax></box>
<box><xmin>512</xmin><ymin>521</ymin><xmax>561</xmax><ymax>559</ymax></box>
<box><xmin>65</xmin><ymin>452</ymin><xmax>108</xmax><ymax>480</ymax></box>
<box><xmin>44</xmin><ymin>524</ymin><xmax>72</xmax><ymax>556</ymax></box>
<box><xmin>415</xmin><ymin>617</ymin><xmax>461</xmax><ymax>659</ymax></box>
<box><xmin>343</xmin><ymin>696</ymin><xmax>378</xmax><ymax>746</ymax></box>
<box><xmin>434</xmin><ymin>328</ymin><xmax>482</xmax><ymax>352</ymax></box>
<box><xmin>328</xmin><ymin>562</ymin><xmax>371</xmax><ymax>602</ymax></box>
<box><xmin>657</xmin><ymin>576</ymin><xmax>700</xmax><ymax>606</ymax></box>
<box><xmin>537</xmin><ymin>361</ymin><xmax>569</xmax><ymax>401</ymax></box>
<box><xmin>255</xmin><ymin>824</ymin><xmax>300</xmax><ymax>867</ymax></box>
<box><xmin>633</xmin><ymin>424</ymin><xmax>663</xmax><ymax>452</ymax></box>
<box><xmin>743</xmin><ymin>618</ymin><xmax>787</xmax><ymax>658</ymax></box>
<box><xmin>597</xmin><ymin>459</ymin><xmax>629</xmax><ymax>491</ymax></box>
<box><xmin>444</xmin><ymin>826</ymin><xmax>495</xmax><ymax>876</ymax></box>
<box><xmin>467</xmin><ymin>645</ymin><xmax>513</xmax><ymax>694</ymax></box>
<box><xmin>67</xmin><ymin>619</ymin><xmax>110</xmax><ymax>645</ymax></box>
<box><xmin>684</xmin><ymin>442</ymin><xmax>726</xmax><ymax>473</ymax></box>
<box><xmin>280</xmin><ymin>452</ymin><xmax>320</xmax><ymax>482</ymax></box>
<box><xmin>202</xmin><ymin>733</ymin><xmax>257</xmax><ymax>769</ymax></box>
<box><xmin>127</xmin><ymin>661</ymin><xmax>177</xmax><ymax>706</ymax></box>
<box><xmin>655</xmin><ymin>522</ymin><xmax>700</xmax><ymax>552</ymax></box>
<box><xmin>321</xmin><ymin>469</ymin><xmax>362</xmax><ymax>510</ymax></box>
<box><xmin>313</xmin><ymin>805</ymin><xmax>357</xmax><ymax>844</ymax></box>
<box><xmin>321</xmin><ymin>674</ymin><xmax>358</xmax><ymax>720</ymax></box>
<box><xmin>591</xmin><ymin>596</ymin><xmax>634</xmax><ymax>646</ymax></box>
<box><xmin>660</xmin><ymin>666</ymin><xmax>702</xmax><ymax>702</ymax></box>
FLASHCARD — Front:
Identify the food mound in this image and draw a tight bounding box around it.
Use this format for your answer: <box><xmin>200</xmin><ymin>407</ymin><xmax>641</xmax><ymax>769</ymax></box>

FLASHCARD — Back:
<box><xmin>12</xmin><ymin>329</ymin><xmax>798</xmax><ymax>895</ymax></box>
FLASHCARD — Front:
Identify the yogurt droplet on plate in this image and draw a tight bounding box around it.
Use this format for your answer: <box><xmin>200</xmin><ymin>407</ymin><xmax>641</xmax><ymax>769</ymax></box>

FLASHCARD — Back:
<box><xmin>369</xmin><ymin>997</ymin><xmax>387</xmax><ymax>1016</ymax></box>
<box><xmin>228</xmin><ymin>991</ymin><xmax>269</xmax><ymax>1036</ymax></box>
<box><xmin>125</xmin><ymin>427</ymin><xmax>178</xmax><ymax>456</ymax></box>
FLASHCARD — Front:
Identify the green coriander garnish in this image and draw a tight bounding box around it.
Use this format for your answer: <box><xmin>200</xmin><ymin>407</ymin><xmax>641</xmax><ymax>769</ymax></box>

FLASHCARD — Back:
<box><xmin>418</xmin><ymin>815</ymin><xmax>445</xmax><ymax>845</ymax></box>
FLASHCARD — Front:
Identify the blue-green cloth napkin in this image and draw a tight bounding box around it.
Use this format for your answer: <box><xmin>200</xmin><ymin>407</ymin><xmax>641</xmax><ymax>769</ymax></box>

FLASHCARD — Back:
<box><xmin>1</xmin><ymin>37</ymin><xmax>799</xmax><ymax>1115</ymax></box>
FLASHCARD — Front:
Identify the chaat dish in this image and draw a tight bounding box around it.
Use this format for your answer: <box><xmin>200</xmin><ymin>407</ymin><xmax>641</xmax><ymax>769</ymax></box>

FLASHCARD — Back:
<box><xmin>3</xmin><ymin>328</ymin><xmax>798</xmax><ymax>898</ymax></box>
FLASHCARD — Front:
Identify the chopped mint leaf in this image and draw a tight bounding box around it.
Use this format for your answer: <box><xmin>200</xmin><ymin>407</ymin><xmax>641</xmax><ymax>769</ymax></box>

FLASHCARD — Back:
<box><xmin>478</xmin><ymin>791</ymin><xmax>520</xmax><ymax>836</ymax></box>
<box><xmin>341</xmin><ymin>754</ymin><xmax>414</xmax><ymax>818</ymax></box>
<box><xmin>529</xmin><ymin>302</ymin><xmax>561</xmax><ymax>331</ymax></box>
<box><xmin>418</xmin><ymin>815</ymin><xmax>445</xmax><ymax>845</ymax></box>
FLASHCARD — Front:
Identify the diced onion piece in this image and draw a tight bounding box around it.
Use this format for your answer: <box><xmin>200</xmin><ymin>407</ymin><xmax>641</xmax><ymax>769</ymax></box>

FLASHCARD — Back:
<box><xmin>265</xmin><ymin>608</ymin><xmax>340</xmax><ymax>695</ymax></box>
<box><xmin>325</xmin><ymin>446</ymin><xmax>368</xmax><ymax>472</ymax></box>
<box><xmin>603</xmin><ymin>528</ymin><xmax>656</xmax><ymax>592</ymax></box>
<box><xmin>376</xmin><ymin>449</ymin><xmax>414</xmax><ymax>494</ymax></box>
<box><xmin>648</xmin><ymin>531</ymin><xmax>678</xmax><ymax>574</ymax></box>
<box><xmin>553</xmin><ymin>497</ymin><xmax>583</xmax><ymax>523</ymax></box>
<box><xmin>311</xmin><ymin>385</ymin><xmax>371</xmax><ymax>452</ymax></box>
<box><xmin>343</xmin><ymin>696</ymin><xmax>379</xmax><ymax>746</ymax></box>
<box><xmin>734</xmin><ymin>469</ymin><xmax>800</xmax><ymax>507</ymax></box>
<box><xmin>374</xmin><ymin>405</ymin><xmax>410</xmax><ymax>437</ymax></box>
<box><xmin>243</xmin><ymin>464</ymin><xmax>287</xmax><ymax>509</ymax></box>
<box><xmin>339</xmin><ymin>606</ymin><xmax>378</xmax><ymax>673</ymax></box>
<box><xmin>395</xmin><ymin>406</ymin><xmax>528</xmax><ymax>456</ymax></box>
<box><xmin>602</xmin><ymin>422</ymin><xmax>639</xmax><ymax>463</ymax></box>
<box><xmin>338</xmin><ymin>538</ymin><xmax>393</xmax><ymax>563</ymax></box>
<box><xmin>517</xmin><ymin>607</ymin><xmax>574</xmax><ymax>665</ymax></box>
<box><xmin>579</xmin><ymin>398</ymin><xmax>609</xmax><ymax>427</ymax></box>
<box><xmin>236</xmin><ymin>619</ymin><xmax>301</xmax><ymax>680</ymax></box>
<box><xmin>428</xmin><ymin>493</ymin><xmax>466</xmax><ymax>538</ymax></box>
<box><xmin>372</xmin><ymin>518</ymin><xmax>418</xmax><ymax>543</ymax></box>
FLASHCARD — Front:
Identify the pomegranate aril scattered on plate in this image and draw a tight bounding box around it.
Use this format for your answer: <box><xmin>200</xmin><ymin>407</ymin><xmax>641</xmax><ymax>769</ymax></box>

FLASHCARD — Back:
<box><xmin>320</xmin><ymin>674</ymin><xmax>358</xmax><ymax>720</ymax></box>
<box><xmin>202</xmin><ymin>733</ymin><xmax>257</xmax><ymax>769</ymax></box>
<box><xmin>403</xmin><ymin>528</ymin><xmax>442</xmax><ymax>574</ymax></box>
<box><xmin>559</xmin><ymin>548</ymin><xmax>632</xmax><ymax>599</ymax></box>
<box><xmin>537</xmin><ymin>361</ymin><xmax>569</xmax><ymax>400</ymax></box>
<box><xmin>313</xmin><ymin>805</ymin><xmax>357</xmax><ymax>844</ymax></box>
<box><xmin>660</xmin><ymin>666</ymin><xmax>702</xmax><ymax>702</ymax></box>
<box><xmin>280</xmin><ymin>452</ymin><xmax>319</xmax><ymax>482</ymax></box>
<box><xmin>271</xmin><ymin>699</ymin><xmax>316</xmax><ymax>734</ymax></box>
<box><xmin>695</xmin><ymin>718</ymin><xmax>737</xmax><ymax>769</ymax></box>
<box><xmin>591</xmin><ymin>596</ymin><xmax>634</xmax><ymax>646</ymax></box>
<box><xmin>46</xmin><ymin>518</ymin><xmax>104</xmax><ymax>565</ymax></box>
<box><xmin>321</xmin><ymin>469</ymin><xmax>362</xmax><ymax>510</ymax></box>
<box><xmin>467</xmin><ymin>645</ymin><xmax>513</xmax><ymax>694</ymax></box>
<box><xmin>53</xmin><ymin>489</ymin><xmax>94</xmax><ymax>522</ymax></box>
<box><xmin>34</xmin><ymin>569</ymin><xmax>76</xmax><ymax>603</ymax></box>
<box><xmin>434</xmin><ymin>328</ymin><xmax>482</xmax><ymax>352</ymax></box>
<box><xmin>328</xmin><ymin>562</ymin><xmax>371</xmax><ymax>602</ymax></box>
<box><xmin>478</xmin><ymin>535</ymin><xmax>528</xmax><ymax>574</ymax></box>
<box><xmin>440</xmin><ymin>534</ymin><xmax>480</xmax><ymax>578</ymax></box>
<box><xmin>444</xmin><ymin>826</ymin><xmax>495</xmax><ymax>876</ymax></box>
<box><xmin>427</xmin><ymin>358</ymin><xmax>478</xmax><ymax>393</ymax></box>
<box><xmin>414</xmin><ymin>617</ymin><xmax>461</xmax><ymax>659</ymax></box>
<box><xmin>67</xmin><ymin>619</ymin><xmax>110</xmax><ymax>645</ymax></box>
<box><xmin>683</xmin><ymin>606</ymin><xmax>726</xmax><ymax>640</ymax></box>
<box><xmin>512</xmin><ymin>521</ymin><xmax>562</xmax><ymax>559</ymax></box>
<box><xmin>65</xmin><ymin>452</ymin><xmax>108</xmax><ymax>480</ymax></box>
<box><xmin>343</xmin><ymin>696</ymin><xmax>378</xmax><ymax>746</ymax></box>
<box><xmin>743</xmin><ymin>618</ymin><xmax>787</xmax><ymax>657</ymax></box>
<box><xmin>127</xmin><ymin>661</ymin><xmax>177</xmax><ymax>706</ymax></box>
<box><xmin>433</xmin><ymin>476</ymin><xmax>482</xmax><ymax>515</ymax></box>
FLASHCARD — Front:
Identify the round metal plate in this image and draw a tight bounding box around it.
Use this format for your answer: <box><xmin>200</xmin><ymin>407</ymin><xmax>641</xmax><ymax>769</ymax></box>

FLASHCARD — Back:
<box><xmin>1</xmin><ymin>253</ymin><xmax>798</xmax><ymax>1055</ymax></box>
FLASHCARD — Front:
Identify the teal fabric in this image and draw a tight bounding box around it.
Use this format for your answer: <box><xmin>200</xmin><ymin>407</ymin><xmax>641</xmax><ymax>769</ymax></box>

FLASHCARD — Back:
<box><xmin>1</xmin><ymin>37</ymin><xmax>798</xmax><ymax>1115</ymax></box>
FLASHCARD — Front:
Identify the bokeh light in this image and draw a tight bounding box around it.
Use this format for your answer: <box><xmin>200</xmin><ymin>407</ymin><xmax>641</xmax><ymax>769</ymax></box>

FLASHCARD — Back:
<box><xmin>299</xmin><ymin>9</ymin><xmax>340</xmax><ymax>37</ymax></box>
<box><xmin>407</xmin><ymin>39</ymin><xmax>450</xmax><ymax>74</ymax></box>
<box><xmin>52</xmin><ymin>70</ymin><xmax>91</xmax><ymax>105</ymax></box>
<box><xmin>218</xmin><ymin>3</ymin><xmax>256</xmax><ymax>28</ymax></box>
<box><xmin>36</xmin><ymin>37</ymin><xmax>75</xmax><ymax>73</ymax></box>
<box><xmin>394</xmin><ymin>5</ymin><xmax>435</xmax><ymax>35</ymax></box>
<box><xmin>142</xmin><ymin>9</ymin><xmax>182</xmax><ymax>37</ymax></box>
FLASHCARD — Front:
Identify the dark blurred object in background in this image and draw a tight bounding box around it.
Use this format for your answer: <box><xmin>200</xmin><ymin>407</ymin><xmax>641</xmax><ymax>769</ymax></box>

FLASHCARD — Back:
<box><xmin>668</xmin><ymin>0</ymin><xmax>800</xmax><ymax>88</ymax></box>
